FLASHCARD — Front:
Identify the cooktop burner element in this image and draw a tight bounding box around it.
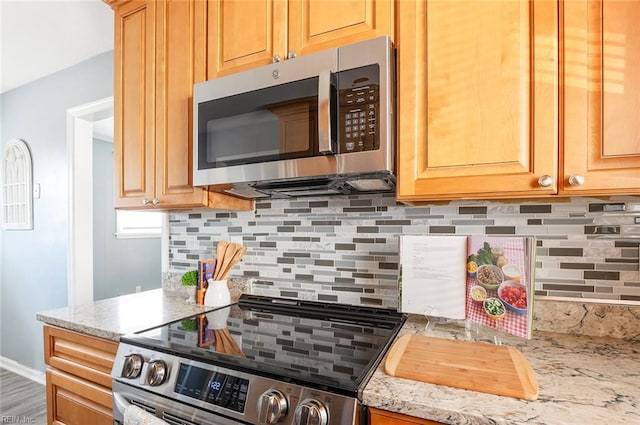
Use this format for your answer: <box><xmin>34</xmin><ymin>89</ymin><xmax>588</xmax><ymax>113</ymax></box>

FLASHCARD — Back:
<box><xmin>112</xmin><ymin>295</ymin><xmax>406</xmax><ymax>425</ymax></box>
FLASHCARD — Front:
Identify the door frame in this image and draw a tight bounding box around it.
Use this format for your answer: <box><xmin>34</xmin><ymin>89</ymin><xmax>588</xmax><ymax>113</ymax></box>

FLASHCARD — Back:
<box><xmin>66</xmin><ymin>97</ymin><xmax>114</xmax><ymax>306</ymax></box>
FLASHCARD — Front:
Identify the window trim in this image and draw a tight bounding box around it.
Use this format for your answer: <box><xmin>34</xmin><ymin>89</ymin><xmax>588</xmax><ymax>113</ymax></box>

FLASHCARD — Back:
<box><xmin>114</xmin><ymin>209</ymin><xmax>164</xmax><ymax>239</ymax></box>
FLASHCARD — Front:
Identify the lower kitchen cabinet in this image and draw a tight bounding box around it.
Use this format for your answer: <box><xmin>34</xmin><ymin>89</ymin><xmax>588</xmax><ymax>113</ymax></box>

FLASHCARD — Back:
<box><xmin>369</xmin><ymin>407</ymin><xmax>444</xmax><ymax>425</ymax></box>
<box><xmin>43</xmin><ymin>326</ymin><xmax>118</xmax><ymax>425</ymax></box>
<box><xmin>46</xmin><ymin>369</ymin><xmax>112</xmax><ymax>425</ymax></box>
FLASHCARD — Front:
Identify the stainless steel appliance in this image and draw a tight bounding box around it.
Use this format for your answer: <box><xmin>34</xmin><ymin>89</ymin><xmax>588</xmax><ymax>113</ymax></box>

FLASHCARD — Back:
<box><xmin>111</xmin><ymin>295</ymin><xmax>405</xmax><ymax>425</ymax></box>
<box><xmin>193</xmin><ymin>36</ymin><xmax>395</xmax><ymax>199</ymax></box>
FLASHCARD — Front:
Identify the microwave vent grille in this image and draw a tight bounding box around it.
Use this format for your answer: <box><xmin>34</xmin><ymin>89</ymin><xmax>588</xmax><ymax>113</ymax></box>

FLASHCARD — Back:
<box><xmin>221</xmin><ymin>173</ymin><xmax>395</xmax><ymax>199</ymax></box>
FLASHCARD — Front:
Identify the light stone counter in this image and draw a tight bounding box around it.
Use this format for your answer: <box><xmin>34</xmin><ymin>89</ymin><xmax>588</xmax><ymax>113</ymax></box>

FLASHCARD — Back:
<box><xmin>36</xmin><ymin>280</ymin><xmax>639</xmax><ymax>424</ymax></box>
<box><xmin>36</xmin><ymin>289</ymin><xmax>213</xmax><ymax>341</ymax></box>
<box><xmin>363</xmin><ymin>315</ymin><xmax>640</xmax><ymax>425</ymax></box>
<box><xmin>36</xmin><ymin>277</ymin><xmax>253</xmax><ymax>340</ymax></box>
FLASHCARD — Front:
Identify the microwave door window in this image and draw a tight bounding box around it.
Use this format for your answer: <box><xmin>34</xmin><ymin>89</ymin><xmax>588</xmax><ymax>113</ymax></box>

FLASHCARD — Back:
<box><xmin>206</xmin><ymin>111</ymin><xmax>280</xmax><ymax>165</ymax></box>
<box><xmin>199</xmin><ymin>77</ymin><xmax>323</xmax><ymax>169</ymax></box>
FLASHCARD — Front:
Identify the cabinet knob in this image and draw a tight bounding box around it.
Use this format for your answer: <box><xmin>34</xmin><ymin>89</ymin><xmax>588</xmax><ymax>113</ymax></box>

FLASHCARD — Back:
<box><xmin>152</xmin><ymin>198</ymin><xmax>159</xmax><ymax>207</ymax></box>
<box><xmin>142</xmin><ymin>198</ymin><xmax>151</xmax><ymax>206</ymax></box>
<box><xmin>272</xmin><ymin>54</ymin><xmax>281</xmax><ymax>63</ymax></box>
<box><xmin>568</xmin><ymin>174</ymin><xmax>585</xmax><ymax>187</ymax></box>
<box><xmin>537</xmin><ymin>175</ymin><xmax>553</xmax><ymax>187</ymax></box>
<box><xmin>287</xmin><ymin>50</ymin><xmax>297</xmax><ymax>59</ymax></box>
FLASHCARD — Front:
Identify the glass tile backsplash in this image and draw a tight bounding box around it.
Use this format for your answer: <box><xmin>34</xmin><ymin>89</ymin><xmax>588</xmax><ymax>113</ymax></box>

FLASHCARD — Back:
<box><xmin>168</xmin><ymin>194</ymin><xmax>640</xmax><ymax>308</ymax></box>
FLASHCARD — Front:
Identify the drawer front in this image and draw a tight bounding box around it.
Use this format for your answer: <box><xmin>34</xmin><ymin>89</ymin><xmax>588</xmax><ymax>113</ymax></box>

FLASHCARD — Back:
<box><xmin>369</xmin><ymin>408</ymin><xmax>444</xmax><ymax>425</ymax></box>
<box><xmin>44</xmin><ymin>325</ymin><xmax>118</xmax><ymax>389</ymax></box>
<box><xmin>46</xmin><ymin>368</ymin><xmax>113</xmax><ymax>425</ymax></box>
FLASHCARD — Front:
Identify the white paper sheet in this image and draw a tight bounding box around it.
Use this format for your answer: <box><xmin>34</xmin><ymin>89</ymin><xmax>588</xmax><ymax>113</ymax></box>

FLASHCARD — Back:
<box><xmin>399</xmin><ymin>235</ymin><xmax>467</xmax><ymax>319</ymax></box>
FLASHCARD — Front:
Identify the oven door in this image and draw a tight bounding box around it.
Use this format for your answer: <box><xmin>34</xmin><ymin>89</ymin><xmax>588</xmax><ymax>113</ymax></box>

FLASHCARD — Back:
<box><xmin>113</xmin><ymin>381</ymin><xmax>247</xmax><ymax>425</ymax></box>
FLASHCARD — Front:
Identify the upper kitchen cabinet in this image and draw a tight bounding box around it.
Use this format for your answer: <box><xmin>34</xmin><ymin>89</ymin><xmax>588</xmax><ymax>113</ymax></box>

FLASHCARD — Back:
<box><xmin>108</xmin><ymin>0</ymin><xmax>252</xmax><ymax>210</ymax></box>
<box><xmin>205</xmin><ymin>0</ymin><xmax>393</xmax><ymax>78</ymax></box>
<box><xmin>205</xmin><ymin>0</ymin><xmax>285</xmax><ymax>77</ymax></box>
<box><xmin>112</xmin><ymin>0</ymin><xmax>155</xmax><ymax>209</ymax></box>
<box><xmin>287</xmin><ymin>0</ymin><xmax>394</xmax><ymax>56</ymax></box>
<box><xmin>396</xmin><ymin>0</ymin><xmax>558</xmax><ymax>202</ymax></box>
<box><xmin>561</xmin><ymin>0</ymin><xmax>640</xmax><ymax>195</ymax></box>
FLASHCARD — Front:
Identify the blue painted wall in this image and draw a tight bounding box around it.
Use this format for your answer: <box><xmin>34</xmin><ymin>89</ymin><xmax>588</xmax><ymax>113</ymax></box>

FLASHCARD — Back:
<box><xmin>92</xmin><ymin>139</ymin><xmax>161</xmax><ymax>300</ymax></box>
<box><xmin>0</xmin><ymin>52</ymin><xmax>114</xmax><ymax>372</ymax></box>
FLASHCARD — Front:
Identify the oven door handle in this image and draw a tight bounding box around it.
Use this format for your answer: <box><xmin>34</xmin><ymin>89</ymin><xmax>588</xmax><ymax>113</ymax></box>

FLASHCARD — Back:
<box><xmin>318</xmin><ymin>70</ymin><xmax>334</xmax><ymax>155</ymax></box>
<box><xmin>113</xmin><ymin>392</ymin><xmax>131</xmax><ymax>417</ymax></box>
<box><xmin>114</xmin><ymin>393</ymin><xmax>169</xmax><ymax>425</ymax></box>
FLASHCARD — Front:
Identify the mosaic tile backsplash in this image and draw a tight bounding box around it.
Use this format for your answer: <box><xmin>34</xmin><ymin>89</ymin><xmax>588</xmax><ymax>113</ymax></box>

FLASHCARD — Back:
<box><xmin>169</xmin><ymin>194</ymin><xmax>640</xmax><ymax>309</ymax></box>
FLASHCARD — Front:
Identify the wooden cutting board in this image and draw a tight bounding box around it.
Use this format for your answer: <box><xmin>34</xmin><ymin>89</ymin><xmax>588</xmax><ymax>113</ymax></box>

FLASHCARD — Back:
<box><xmin>384</xmin><ymin>334</ymin><xmax>539</xmax><ymax>400</ymax></box>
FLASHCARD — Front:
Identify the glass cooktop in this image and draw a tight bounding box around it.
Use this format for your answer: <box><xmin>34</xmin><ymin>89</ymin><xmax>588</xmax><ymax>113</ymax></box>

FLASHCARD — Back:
<box><xmin>122</xmin><ymin>295</ymin><xmax>406</xmax><ymax>396</ymax></box>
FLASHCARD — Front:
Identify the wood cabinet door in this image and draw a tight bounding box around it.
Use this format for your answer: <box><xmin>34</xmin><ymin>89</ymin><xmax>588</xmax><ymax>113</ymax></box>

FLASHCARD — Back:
<box><xmin>44</xmin><ymin>326</ymin><xmax>117</xmax><ymax>425</ymax></box>
<box><xmin>154</xmin><ymin>0</ymin><xmax>208</xmax><ymax>208</ymax></box>
<box><xmin>288</xmin><ymin>0</ymin><xmax>394</xmax><ymax>57</ymax></box>
<box><xmin>46</xmin><ymin>369</ymin><xmax>113</xmax><ymax>425</ymax></box>
<box><xmin>206</xmin><ymin>0</ymin><xmax>287</xmax><ymax>78</ymax></box>
<box><xmin>396</xmin><ymin>1</ymin><xmax>558</xmax><ymax>202</ymax></box>
<box><xmin>113</xmin><ymin>0</ymin><xmax>156</xmax><ymax>208</ymax></box>
<box><xmin>561</xmin><ymin>0</ymin><xmax>640</xmax><ymax>195</ymax></box>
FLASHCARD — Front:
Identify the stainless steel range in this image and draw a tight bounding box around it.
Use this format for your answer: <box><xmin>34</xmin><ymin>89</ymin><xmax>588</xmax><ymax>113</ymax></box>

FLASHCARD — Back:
<box><xmin>111</xmin><ymin>295</ymin><xmax>405</xmax><ymax>425</ymax></box>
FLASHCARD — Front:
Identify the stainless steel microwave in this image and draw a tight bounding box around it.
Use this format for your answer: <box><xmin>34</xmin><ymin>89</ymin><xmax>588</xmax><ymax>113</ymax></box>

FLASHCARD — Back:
<box><xmin>193</xmin><ymin>36</ymin><xmax>395</xmax><ymax>198</ymax></box>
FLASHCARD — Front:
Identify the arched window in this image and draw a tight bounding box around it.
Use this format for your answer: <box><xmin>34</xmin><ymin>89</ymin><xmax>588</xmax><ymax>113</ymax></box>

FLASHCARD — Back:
<box><xmin>2</xmin><ymin>138</ymin><xmax>33</xmax><ymax>230</ymax></box>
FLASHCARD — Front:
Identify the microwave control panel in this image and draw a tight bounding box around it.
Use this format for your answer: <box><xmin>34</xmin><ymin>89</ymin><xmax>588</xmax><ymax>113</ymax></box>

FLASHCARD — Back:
<box><xmin>339</xmin><ymin>85</ymin><xmax>379</xmax><ymax>153</ymax></box>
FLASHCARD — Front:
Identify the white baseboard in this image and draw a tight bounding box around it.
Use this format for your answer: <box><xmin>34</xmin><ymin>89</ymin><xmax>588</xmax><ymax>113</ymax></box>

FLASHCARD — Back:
<box><xmin>0</xmin><ymin>356</ymin><xmax>45</xmax><ymax>385</ymax></box>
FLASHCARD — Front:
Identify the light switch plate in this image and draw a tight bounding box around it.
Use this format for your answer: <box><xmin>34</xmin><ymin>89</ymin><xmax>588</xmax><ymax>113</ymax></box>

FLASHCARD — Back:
<box><xmin>33</xmin><ymin>183</ymin><xmax>41</xmax><ymax>199</ymax></box>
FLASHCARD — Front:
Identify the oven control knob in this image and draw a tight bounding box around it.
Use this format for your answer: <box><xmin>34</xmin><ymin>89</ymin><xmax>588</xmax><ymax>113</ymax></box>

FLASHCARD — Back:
<box><xmin>294</xmin><ymin>399</ymin><xmax>328</xmax><ymax>425</ymax></box>
<box><xmin>121</xmin><ymin>354</ymin><xmax>143</xmax><ymax>379</ymax></box>
<box><xmin>257</xmin><ymin>389</ymin><xmax>288</xmax><ymax>424</ymax></box>
<box><xmin>145</xmin><ymin>360</ymin><xmax>167</xmax><ymax>386</ymax></box>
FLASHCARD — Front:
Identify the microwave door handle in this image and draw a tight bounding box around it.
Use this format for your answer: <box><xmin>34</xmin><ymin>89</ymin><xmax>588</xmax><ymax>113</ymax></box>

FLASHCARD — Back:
<box><xmin>318</xmin><ymin>70</ymin><xmax>333</xmax><ymax>154</ymax></box>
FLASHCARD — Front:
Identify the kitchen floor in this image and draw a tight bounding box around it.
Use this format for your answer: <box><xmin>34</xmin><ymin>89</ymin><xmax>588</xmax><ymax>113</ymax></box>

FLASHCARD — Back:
<box><xmin>0</xmin><ymin>368</ymin><xmax>46</xmax><ymax>424</ymax></box>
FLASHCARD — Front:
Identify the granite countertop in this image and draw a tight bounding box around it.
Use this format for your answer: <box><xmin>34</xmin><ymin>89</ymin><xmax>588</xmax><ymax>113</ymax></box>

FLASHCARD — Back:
<box><xmin>363</xmin><ymin>315</ymin><xmax>640</xmax><ymax>425</ymax></box>
<box><xmin>36</xmin><ymin>289</ymin><xmax>211</xmax><ymax>341</ymax></box>
<box><xmin>37</xmin><ymin>287</ymin><xmax>639</xmax><ymax>424</ymax></box>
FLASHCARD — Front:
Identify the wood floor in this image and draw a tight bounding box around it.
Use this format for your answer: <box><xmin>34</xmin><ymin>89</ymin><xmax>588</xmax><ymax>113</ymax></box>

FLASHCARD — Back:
<box><xmin>0</xmin><ymin>368</ymin><xmax>47</xmax><ymax>424</ymax></box>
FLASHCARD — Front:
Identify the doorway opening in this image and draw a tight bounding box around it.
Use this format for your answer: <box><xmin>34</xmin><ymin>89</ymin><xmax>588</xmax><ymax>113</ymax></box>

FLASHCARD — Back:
<box><xmin>66</xmin><ymin>97</ymin><xmax>165</xmax><ymax>306</ymax></box>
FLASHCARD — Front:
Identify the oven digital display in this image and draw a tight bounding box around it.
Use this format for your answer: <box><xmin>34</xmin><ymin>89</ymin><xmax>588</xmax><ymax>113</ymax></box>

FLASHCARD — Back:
<box><xmin>174</xmin><ymin>363</ymin><xmax>249</xmax><ymax>413</ymax></box>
